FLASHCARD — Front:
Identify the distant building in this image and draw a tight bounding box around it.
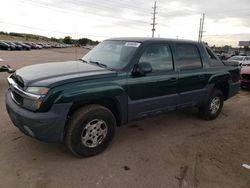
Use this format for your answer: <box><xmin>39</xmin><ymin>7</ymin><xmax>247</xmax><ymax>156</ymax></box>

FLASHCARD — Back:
<box><xmin>239</xmin><ymin>41</ymin><xmax>250</xmax><ymax>47</ymax></box>
<box><xmin>238</xmin><ymin>41</ymin><xmax>250</xmax><ymax>55</ymax></box>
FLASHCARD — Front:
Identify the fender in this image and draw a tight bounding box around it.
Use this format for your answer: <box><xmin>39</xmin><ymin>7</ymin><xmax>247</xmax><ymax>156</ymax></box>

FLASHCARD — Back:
<box><xmin>208</xmin><ymin>72</ymin><xmax>231</xmax><ymax>84</ymax></box>
<box><xmin>42</xmin><ymin>80</ymin><xmax>128</xmax><ymax>124</ymax></box>
<box><xmin>206</xmin><ymin>72</ymin><xmax>232</xmax><ymax>101</ymax></box>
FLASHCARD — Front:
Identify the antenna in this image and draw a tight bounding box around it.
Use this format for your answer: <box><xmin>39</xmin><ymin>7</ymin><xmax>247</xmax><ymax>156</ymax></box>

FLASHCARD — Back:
<box><xmin>151</xmin><ymin>1</ymin><xmax>157</xmax><ymax>38</ymax></box>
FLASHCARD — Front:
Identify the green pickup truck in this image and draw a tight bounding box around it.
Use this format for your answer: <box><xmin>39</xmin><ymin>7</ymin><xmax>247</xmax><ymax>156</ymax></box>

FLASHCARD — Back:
<box><xmin>6</xmin><ymin>38</ymin><xmax>240</xmax><ymax>157</ymax></box>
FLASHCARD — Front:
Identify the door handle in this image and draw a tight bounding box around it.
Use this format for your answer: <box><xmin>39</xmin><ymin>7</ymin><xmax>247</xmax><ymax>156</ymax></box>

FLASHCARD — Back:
<box><xmin>169</xmin><ymin>77</ymin><xmax>178</xmax><ymax>82</ymax></box>
<box><xmin>198</xmin><ymin>75</ymin><xmax>205</xmax><ymax>79</ymax></box>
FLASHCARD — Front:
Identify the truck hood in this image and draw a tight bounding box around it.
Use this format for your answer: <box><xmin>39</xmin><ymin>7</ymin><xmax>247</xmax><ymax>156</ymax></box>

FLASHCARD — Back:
<box><xmin>13</xmin><ymin>61</ymin><xmax>116</xmax><ymax>87</ymax></box>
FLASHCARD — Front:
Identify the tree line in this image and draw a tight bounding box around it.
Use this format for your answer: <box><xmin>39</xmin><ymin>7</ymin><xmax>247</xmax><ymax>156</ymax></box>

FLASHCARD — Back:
<box><xmin>0</xmin><ymin>31</ymin><xmax>99</xmax><ymax>45</ymax></box>
<box><xmin>63</xmin><ymin>36</ymin><xmax>99</xmax><ymax>46</ymax></box>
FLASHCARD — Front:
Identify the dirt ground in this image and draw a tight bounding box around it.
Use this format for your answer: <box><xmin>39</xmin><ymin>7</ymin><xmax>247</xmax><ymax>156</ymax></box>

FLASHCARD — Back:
<box><xmin>0</xmin><ymin>48</ymin><xmax>250</xmax><ymax>188</ymax></box>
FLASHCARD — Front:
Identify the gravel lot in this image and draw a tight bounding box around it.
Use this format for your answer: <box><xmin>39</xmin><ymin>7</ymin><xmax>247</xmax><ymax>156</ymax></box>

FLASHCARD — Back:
<box><xmin>0</xmin><ymin>48</ymin><xmax>250</xmax><ymax>188</ymax></box>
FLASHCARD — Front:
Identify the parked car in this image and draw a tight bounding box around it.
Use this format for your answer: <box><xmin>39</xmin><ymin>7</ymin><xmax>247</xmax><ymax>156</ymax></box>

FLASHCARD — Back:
<box><xmin>5</xmin><ymin>41</ymin><xmax>23</xmax><ymax>50</ymax></box>
<box><xmin>240</xmin><ymin>67</ymin><xmax>250</xmax><ymax>88</ymax></box>
<box><xmin>50</xmin><ymin>43</ymin><xmax>57</xmax><ymax>48</ymax></box>
<box><xmin>46</xmin><ymin>44</ymin><xmax>52</xmax><ymax>48</ymax></box>
<box><xmin>25</xmin><ymin>42</ymin><xmax>41</xmax><ymax>49</ymax></box>
<box><xmin>35</xmin><ymin>44</ymin><xmax>43</xmax><ymax>49</ymax></box>
<box><xmin>6</xmin><ymin>38</ymin><xmax>240</xmax><ymax>157</ymax></box>
<box><xmin>54</xmin><ymin>43</ymin><xmax>63</xmax><ymax>48</ymax></box>
<box><xmin>0</xmin><ymin>41</ymin><xmax>11</xmax><ymax>50</ymax></box>
<box><xmin>14</xmin><ymin>42</ymin><xmax>31</xmax><ymax>50</ymax></box>
<box><xmin>215</xmin><ymin>50</ymin><xmax>233</xmax><ymax>60</ymax></box>
<box><xmin>23</xmin><ymin>42</ymin><xmax>37</xmax><ymax>49</ymax></box>
<box><xmin>225</xmin><ymin>56</ymin><xmax>247</xmax><ymax>66</ymax></box>
<box><xmin>38</xmin><ymin>43</ymin><xmax>50</xmax><ymax>48</ymax></box>
<box><xmin>241</xmin><ymin>56</ymin><xmax>250</xmax><ymax>67</ymax></box>
<box><xmin>82</xmin><ymin>45</ymin><xmax>95</xmax><ymax>50</ymax></box>
<box><xmin>3</xmin><ymin>41</ymin><xmax>16</xmax><ymax>50</ymax></box>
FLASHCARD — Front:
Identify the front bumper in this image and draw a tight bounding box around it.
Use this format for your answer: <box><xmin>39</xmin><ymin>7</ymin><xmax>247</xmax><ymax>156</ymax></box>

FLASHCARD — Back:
<box><xmin>6</xmin><ymin>90</ymin><xmax>72</xmax><ymax>142</ymax></box>
<box><xmin>240</xmin><ymin>79</ymin><xmax>250</xmax><ymax>88</ymax></box>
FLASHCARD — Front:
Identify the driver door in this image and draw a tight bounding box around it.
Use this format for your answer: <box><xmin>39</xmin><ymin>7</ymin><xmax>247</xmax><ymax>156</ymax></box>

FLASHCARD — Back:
<box><xmin>126</xmin><ymin>43</ymin><xmax>179</xmax><ymax>120</ymax></box>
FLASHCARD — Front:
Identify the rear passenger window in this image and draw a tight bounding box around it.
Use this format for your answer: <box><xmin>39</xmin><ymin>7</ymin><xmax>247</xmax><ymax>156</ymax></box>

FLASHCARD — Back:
<box><xmin>176</xmin><ymin>44</ymin><xmax>202</xmax><ymax>70</ymax></box>
<box><xmin>139</xmin><ymin>44</ymin><xmax>173</xmax><ymax>72</ymax></box>
<box><xmin>206</xmin><ymin>46</ymin><xmax>224</xmax><ymax>66</ymax></box>
<box><xmin>206</xmin><ymin>47</ymin><xmax>217</xmax><ymax>60</ymax></box>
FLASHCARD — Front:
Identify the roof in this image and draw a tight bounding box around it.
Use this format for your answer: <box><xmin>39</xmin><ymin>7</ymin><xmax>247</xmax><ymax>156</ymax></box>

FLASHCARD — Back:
<box><xmin>106</xmin><ymin>37</ymin><xmax>197</xmax><ymax>43</ymax></box>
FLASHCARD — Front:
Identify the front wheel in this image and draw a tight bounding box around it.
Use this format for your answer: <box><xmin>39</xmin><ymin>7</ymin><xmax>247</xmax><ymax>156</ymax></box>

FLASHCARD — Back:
<box><xmin>65</xmin><ymin>105</ymin><xmax>116</xmax><ymax>157</ymax></box>
<box><xmin>199</xmin><ymin>89</ymin><xmax>224</xmax><ymax>120</ymax></box>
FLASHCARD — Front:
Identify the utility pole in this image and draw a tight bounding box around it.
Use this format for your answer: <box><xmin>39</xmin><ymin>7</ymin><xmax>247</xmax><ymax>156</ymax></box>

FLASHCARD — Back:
<box><xmin>200</xmin><ymin>13</ymin><xmax>205</xmax><ymax>42</ymax></box>
<box><xmin>198</xmin><ymin>13</ymin><xmax>205</xmax><ymax>42</ymax></box>
<box><xmin>198</xmin><ymin>17</ymin><xmax>202</xmax><ymax>42</ymax></box>
<box><xmin>151</xmin><ymin>1</ymin><xmax>157</xmax><ymax>38</ymax></box>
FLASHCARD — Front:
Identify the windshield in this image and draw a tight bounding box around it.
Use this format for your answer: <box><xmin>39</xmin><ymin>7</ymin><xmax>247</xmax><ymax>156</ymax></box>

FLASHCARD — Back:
<box><xmin>229</xmin><ymin>56</ymin><xmax>244</xmax><ymax>61</ymax></box>
<box><xmin>81</xmin><ymin>40</ymin><xmax>140</xmax><ymax>70</ymax></box>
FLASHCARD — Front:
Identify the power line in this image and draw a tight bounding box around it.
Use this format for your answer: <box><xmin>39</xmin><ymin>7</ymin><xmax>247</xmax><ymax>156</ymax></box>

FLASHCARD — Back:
<box><xmin>16</xmin><ymin>0</ymin><xmax>150</xmax><ymax>34</ymax></box>
<box><xmin>12</xmin><ymin>1</ymin><xmax>150</xmax><ymax>33</ymax></box>
<box><xmin>151</xmin><ymin>1</ymin><xmax>157</xmax><ymax>38</ymax></box>
<box><xmin>23</xmin><ymin>0</ymin><xmax>150</xmax><ymax>20</ymax></box>
<box><xmin>76</xmin><ymin>0</ymin><xmax>151</xmax><ymax>14</ymax></box>
<box><xmin>0</xmin><ymin>20</ymin><xmax>110</xmax><ymax>38</ymax></box>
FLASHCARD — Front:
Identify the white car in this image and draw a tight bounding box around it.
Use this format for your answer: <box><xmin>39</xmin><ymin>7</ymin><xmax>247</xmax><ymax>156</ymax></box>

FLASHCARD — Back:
<box><xmin>241</xmin><ymin>56</ymin><xmax>250</xmax><ymax>67</ymax></box>
<box><xmin>227</xmin><ymin>56</ymin><xmax>250</xmax><ymax>66</ymax></box>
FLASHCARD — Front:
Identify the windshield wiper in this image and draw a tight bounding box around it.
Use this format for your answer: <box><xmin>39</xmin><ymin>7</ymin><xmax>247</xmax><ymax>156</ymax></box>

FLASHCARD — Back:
<box><xmin>89</xmin><ymin>60</ymin><xmax>106</xmax><ymax>67</ymax></box>
<box><xmin>79</xmin><ymin>59</ymin><xmax>88</xmax><ymax>63</ymax></box>
<box><xmin>89</xmin><ymin>61</ymin><xmax>115</xmax><ymax>71</ymax></box>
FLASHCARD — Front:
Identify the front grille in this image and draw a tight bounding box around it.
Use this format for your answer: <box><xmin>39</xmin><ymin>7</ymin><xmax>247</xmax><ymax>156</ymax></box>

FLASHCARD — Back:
<box><xmin>11</xmin><ymin>91</ymin><xmax>23</xmax><ymax>105</ymax></box>
<box><xmin>11</xmin><ymin>74</ymin><xmax>24</xmax><ymax>88</ymax></box>
<box><xmin>8</xmin><ymin>75</ymin><xmax>43</xmax><ymax>111</ymax></box>
<box><xmin>242</xmin><ymin>74</ymin><xmax>250</xmax><ymax>81</ymax></box>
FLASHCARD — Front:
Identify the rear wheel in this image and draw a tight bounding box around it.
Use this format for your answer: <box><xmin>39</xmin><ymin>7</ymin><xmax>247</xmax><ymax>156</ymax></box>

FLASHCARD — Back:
<box><xmin>199</xmin><ymin>88</ymin><xmax>224</xmax><ymax>120</ymax></box>
<box><xmin>65</xmin><ymin>105</ymin><xmax>116</xmax><ymax>157</ymax></box>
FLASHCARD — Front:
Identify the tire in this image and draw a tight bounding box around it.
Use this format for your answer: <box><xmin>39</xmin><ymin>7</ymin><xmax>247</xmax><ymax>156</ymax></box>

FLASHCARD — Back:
<box><xmin>199</xmin><ymin>88</ymin><xmax>224</xmax><ymax>120</ymax></box>
<box><xmin>65</xmin><ymin>104</ymin><xmax>116</xmax><ymax>157</ymax></box>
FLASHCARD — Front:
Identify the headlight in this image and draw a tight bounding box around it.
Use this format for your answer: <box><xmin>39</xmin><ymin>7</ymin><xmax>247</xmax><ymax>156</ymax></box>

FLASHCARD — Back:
<box><xmin>23</xmin><ymin>98</ymin><xmax>43</xmax><ymax>111</ymax></box>
<box><xmin>24</xmin><ymin>87</ymin><xmax>49</xmax><ymax>111</ymax></box>
<box><xmin>26</xmin><ymin>87</ymin><xmax>49</xmax><ymax>95</ymax></box>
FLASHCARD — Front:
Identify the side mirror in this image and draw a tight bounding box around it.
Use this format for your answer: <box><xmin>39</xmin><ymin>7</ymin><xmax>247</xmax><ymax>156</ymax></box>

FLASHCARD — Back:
<box><xmin>133</xmin><ymin>62</ymin><xmax>152</xmax><ymax>76</ymax></box>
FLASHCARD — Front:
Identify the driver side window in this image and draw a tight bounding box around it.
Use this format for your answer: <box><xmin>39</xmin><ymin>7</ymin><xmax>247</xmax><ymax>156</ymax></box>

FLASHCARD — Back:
<box><xmin>139</xmin><ymin>44</ymin><xmax>173</xmax><ymax>72</ymax></box>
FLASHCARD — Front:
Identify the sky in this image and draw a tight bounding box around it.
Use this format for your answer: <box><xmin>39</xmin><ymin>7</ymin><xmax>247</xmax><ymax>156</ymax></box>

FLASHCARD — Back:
<box><xmin>0</xmin><ymin>0</ymin><xmax>250</xmax><ymax>46</ymax></box>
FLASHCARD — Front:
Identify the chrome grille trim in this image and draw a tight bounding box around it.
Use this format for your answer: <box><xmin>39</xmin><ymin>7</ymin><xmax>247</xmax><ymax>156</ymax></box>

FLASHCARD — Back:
<box><xmin>7</xmin><ymin>75</ymin><xmax>43</xmax><ymax>100</ymax></box>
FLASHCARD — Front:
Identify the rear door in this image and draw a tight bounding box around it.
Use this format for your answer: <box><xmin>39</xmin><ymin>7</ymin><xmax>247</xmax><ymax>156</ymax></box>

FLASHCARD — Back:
<box><xmin>174</xmin><ymin>43</ymin><xmax>209</xmax><ymax>108</ymax></box>
<box><xmin>127</xmin><ymin>43</ymin><xmax>179</xmax><ymax>120</ymax></box>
